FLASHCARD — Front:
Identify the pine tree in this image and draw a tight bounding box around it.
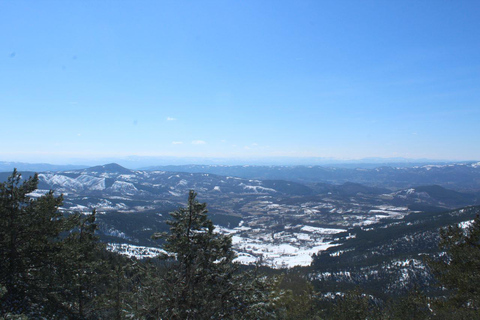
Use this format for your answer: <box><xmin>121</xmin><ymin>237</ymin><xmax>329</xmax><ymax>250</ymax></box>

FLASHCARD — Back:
<box><xmin>97</xmin><ymin>253</ymin><xmax>144</xmax><ymax>320</ymax></box>
<box><xmin>331</xmin><ymin>287</ymin><xmax>378</xmax><ymax>320</ymax></box>
<box><xmin>0</xmin><ymin>169</ymin><xmax>139</xmax><ymax>319</ymax></box>
<box><xmin>0</xmin><ymin>169</ymin><xmax>65</xmax><ymax>315</ymax></box>
<box><xmin>149</xmin><ymin>190</ymin><xmax>276</xmax><ymax>319</ymax></box>
<box><xmin>273</xmin><ymin>273</ymin><xmax>321</xmax><ymax>320</ymax></box>
<box><xmin>381</xmin><ymin>285</ymin><xmax>431</xmax><ymax>320</ymax></box>
<box><xmin>0</xmin><ymin>285</ymin><xmax>27</xmax><ymax>319</ymax></box>
<box><xmin>53</xmin><ymin>211</ymin><xmax>110</xmax><ymax>319</ymax></box>
<box><xmin>428</xmin><ymin>215</ymin><xmax>480</xmax><ymax>318</ymax></box>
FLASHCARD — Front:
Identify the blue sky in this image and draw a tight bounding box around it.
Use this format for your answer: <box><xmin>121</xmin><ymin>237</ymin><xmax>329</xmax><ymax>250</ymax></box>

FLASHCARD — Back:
<box><xmin>1</xmin><ymin>0</ymin><xmax>480</xmax><ymax>164</ymax></box>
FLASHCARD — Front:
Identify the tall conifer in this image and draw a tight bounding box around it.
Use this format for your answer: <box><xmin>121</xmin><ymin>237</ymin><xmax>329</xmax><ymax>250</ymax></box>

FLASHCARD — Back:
<box><xmin>149</xmin><ymin>190</ymin><xmax>276</xmax><ymax>319</ymax></box>
<box><xmin>0</xmin><ymin>170</ymin><xmax>63</xmax><ymax>314</ymax></box>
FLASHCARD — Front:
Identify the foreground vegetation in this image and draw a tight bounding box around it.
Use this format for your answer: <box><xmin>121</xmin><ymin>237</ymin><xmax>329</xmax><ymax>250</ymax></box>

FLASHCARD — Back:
<box><xmin>1</xmin><ymin>170</ymin><xmax>479</xmax><ymax>319</ymax></box>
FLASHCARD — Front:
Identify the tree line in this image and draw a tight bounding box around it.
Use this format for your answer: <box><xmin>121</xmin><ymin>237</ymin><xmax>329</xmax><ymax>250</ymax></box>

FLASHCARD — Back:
<box><xmin>1</xmin><ymin>170</ymin><xmax>479</xmax><ymax>319</ymax></box>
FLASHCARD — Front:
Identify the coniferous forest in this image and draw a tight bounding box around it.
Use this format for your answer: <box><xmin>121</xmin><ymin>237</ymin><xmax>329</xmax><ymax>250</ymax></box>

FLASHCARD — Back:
<box><xmin>1</xmin><ymin>170</ymin><xmax>480</xmax><ymax>319</ymax></box>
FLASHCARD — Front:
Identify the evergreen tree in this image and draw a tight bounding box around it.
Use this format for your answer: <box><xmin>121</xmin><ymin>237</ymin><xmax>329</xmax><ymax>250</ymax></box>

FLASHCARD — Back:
<box><xmin>331</xmin><ymin>287</ymin><xmax>378</xmax><ymax>320</ymax></box>
<box><xmin>150</xmin><ymin>190</ymin><xmax>276</xmax><ymax>319</ymax></box>
<box><xmin>428</xmin><ymin>215</ymin><xmax>480</xmax><ymax>319</ymax></box>
<box><xmin>272</xmin><ymin>273</ymin><xmax>321</xmax><ymax>320</ymax></box>
<box><xmin>384</xmin><ymin>286</ymin><xmax>431</xmax><ymax>320</ymax></box>
<box><xmin>98</xmin><ymin>254</ymin><xmax>145</xmax><ymax>319</ymax></box>
<box><xmin>0</xmin><ymin>285</ymin><xmax>27</xmax><ymax>320</ymax></box>
<box><xmin>53</xmin><ymin>211</ymin><xmax>110</xmax><ymax>319</ymax></box>
<box><xmin>0</xmin><ymin>170</ymin><xmax>115</xmax><ymax>319</ymax></box>
<box><xmin>0</xmin><ymin>170</ymin><xmax>65</xmax><ymax>315</ymax></box>
<box><xmin>131</xmin><ymin>259</ymin><xmax>165</xmax><ymax>319</ymax></box>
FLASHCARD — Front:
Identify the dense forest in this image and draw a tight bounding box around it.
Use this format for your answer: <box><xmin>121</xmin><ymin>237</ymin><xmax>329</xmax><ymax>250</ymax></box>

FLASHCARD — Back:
<box><xmin>1</xmin><ymin>170</ymin><xmax>480</xmax><ymax>319</ymax></box>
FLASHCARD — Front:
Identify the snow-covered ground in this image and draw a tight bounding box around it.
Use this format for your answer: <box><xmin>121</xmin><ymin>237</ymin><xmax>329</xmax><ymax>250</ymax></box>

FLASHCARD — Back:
<box><xmin>108</xmin><ymin>223</ymin><xmax>346</xmax><ymax>268</ymax></box>
<box><xmin>107</xmin><ymin>243</ymin><xmax>166</xmax><ymax>259</ymax></box>
<box><xmin>217</xmin><ymin>222</ymin><xmax>346</xmax><ymax>268</ymax></box>
<box><xmin>232</xmin><ymin>236</ymin><xmax>338</xmax><ymax>268</ymax></box>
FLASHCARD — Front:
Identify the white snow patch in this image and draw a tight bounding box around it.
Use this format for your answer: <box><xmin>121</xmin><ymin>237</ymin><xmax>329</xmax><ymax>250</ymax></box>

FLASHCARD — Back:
<box><xmin>242</xmin><ymin>185</ymin><xmax>277</xmax><ymax>193</ymax></box>
<box><xmin>230</xmin><ymin>234</ymin><xmax>339</xmax><ymax>268</ymax></box>
<box><xmin>300</xmin><ymin>226</ymin><xmax>347</xmax><ymax>234</ymax></box>
<box><xmin>107</xmin><ymin>243</ymin><xmax>166</xmax><ymax>259</ymax></box>
<box><xmin>109</xmin><ymin>181</ymin><xmax>138</xmax><ymax>194</ymax></box>
<box><xmin>68</xmin><ymin>204</ymin><xmax>90</xmax><ymax>212</ymax></box>
<box><xmin>39</xmin><ymin>174</ymin><xmax>84</xmax><ymax>191</ymax></box>
<box><xmin>76</xmin><ymin>174</ymin><xmax>105</xmax><ymax>190</ymax></box>
<box><xmin>459</xmin><ymin>220</ymin><xmax>474</xmax><ymax>229</ymax></box>
<box><xmin>27</xmin><ymin>189</ymin><xmax>50</xmax><ymax>198</ymax></box>
<box><xmin>471</xmin><ymin>162</ymin><xmax>480</xmax><ymax>168</ymax></box>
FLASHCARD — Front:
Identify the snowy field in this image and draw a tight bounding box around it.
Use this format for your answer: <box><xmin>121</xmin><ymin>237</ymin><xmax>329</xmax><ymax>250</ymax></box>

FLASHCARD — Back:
<box><xmin>224</xmin><ymin>223</ymin><xmax>346</xmax><ymax>268</ymax></box>
<box><xmin>108</xmin><ymin>223</ymin><xmax>347</xmax><ymax>268</ymax></box>
<box><xmin>107</xmin><ymin>243</ymin><xmax>166</xmax><ymax>259</ymax></box>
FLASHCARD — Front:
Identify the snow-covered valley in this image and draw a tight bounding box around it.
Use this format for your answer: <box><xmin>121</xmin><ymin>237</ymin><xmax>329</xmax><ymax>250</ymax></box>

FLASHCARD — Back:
<box><xmin>16</xmin><ymin>163</ymin><xmax>479</xmax><ymax>269</ymax></box>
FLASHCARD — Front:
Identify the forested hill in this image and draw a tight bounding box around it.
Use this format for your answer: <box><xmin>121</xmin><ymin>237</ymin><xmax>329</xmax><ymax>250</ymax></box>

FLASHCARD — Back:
<box><xmin>310</xmin><ymin>205</ymin><xmax>480</xmax><ymax>296</ymax></box>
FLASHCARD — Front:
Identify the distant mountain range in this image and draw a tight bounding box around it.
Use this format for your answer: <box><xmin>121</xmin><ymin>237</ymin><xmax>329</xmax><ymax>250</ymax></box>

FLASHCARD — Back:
<box><xmin>1</xmin><ymin>162</ymin><xmax>479</xmax><ymax>271</ymax></box>
<box><xmin>0</xmin><ymin>157</ymin><xmax>466</xmax><ymax>172</ymax></box>
<box><xmin>4</xmin><ymin>160</ymin><xmax>480</xmax><ymax>192</ymax></box>
<box><xmin>144</xmin><ymin>162</ymin><xmax>480</xmax><ymax>191</ymax></box>
<box><xmin>0</xmin><ymin>161</ymin><xmax>88</xmax><ymax>172</ymax></box>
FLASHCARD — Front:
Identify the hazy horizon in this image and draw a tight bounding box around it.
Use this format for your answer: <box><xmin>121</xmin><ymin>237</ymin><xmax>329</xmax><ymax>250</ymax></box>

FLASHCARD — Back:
<box><xmin>1</xmin><ymin>154</ymin><xmax>477</xmax><ymax>167</ymax></box>
<box><xmin>0</xmin><ymin>155</ymin><xmax>476</xmax><ymax>170</ymax></box>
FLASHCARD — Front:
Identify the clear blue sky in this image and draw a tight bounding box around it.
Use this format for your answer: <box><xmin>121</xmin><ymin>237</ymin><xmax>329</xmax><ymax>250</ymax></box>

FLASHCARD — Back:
<box><xmin>1</xmin><ymin>0</ymin><xmax>480</xmax><ymax>164</ymax></box>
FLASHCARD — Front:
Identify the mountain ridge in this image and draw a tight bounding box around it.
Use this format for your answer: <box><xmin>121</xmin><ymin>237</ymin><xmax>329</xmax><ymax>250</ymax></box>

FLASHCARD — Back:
<box><xmin>1</xmin><ymin>163</ymin><xmax>478</xmax><ymax>270</ymax></box>
<box><xmin>142</xmin><ymin>163</ymin><xmax>480</xmax><ymax>191</ymax></box>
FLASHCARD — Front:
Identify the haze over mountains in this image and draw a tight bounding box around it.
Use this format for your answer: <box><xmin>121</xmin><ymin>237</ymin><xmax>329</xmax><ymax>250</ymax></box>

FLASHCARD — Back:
<box><xmin>0</xmin><ymin>161</ymin><xmax>88</xmax><ymax>173</ymax></box>
<box><xmin>2</xmin><ymin>161</ymin><xmax>479</xmax><ymax>271</ymax></box>
<box><xmin>145</xmin><ymin>162</ymin><xmax>480</xmax><ymax>191</ymax></box>
<box><xmin>2</xmin><ymin>159</ymin><xmax>480</xmax><ymax>296</ymax></box>
<box><xmin>0</xmin><ymin>156</ymin><xmax>464</xmax><ymax>173</ymax></box>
